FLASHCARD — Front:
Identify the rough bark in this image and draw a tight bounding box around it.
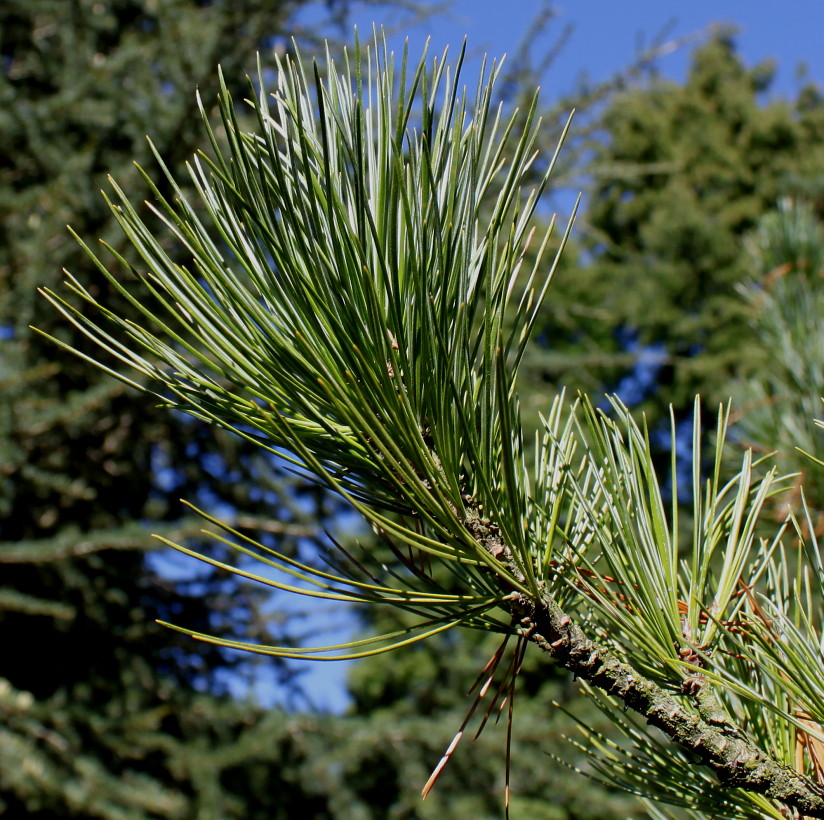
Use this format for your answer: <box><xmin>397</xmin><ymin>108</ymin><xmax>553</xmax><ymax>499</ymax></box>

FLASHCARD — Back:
<box><xmin>464</xmin><ymin>507</ymin><xmax>824</xmax><ymax>817</ymax></box>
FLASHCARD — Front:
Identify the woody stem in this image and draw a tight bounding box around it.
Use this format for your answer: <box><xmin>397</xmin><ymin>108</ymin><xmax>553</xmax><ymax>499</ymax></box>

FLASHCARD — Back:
<box><xmin>509</xmin><ymin>589</ymin><xmax>824</xmax><ymax>818</ymax></box>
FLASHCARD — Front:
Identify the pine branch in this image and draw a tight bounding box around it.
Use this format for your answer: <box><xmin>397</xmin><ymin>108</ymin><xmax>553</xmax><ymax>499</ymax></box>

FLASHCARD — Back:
<box><xmin>519</xmin><ymin>592</ymin><xmax>824</xmax><ymax>816</ymax></box>
<box><xmin>465</xmin><ymin>485</ymin><xmax>824</xmax><ymax>816</ymax></box>
<box><xmin>39</xmin><ymin>29</ymin><xmax>824</xmax><ymax>817</ymax></box>
<box><xmin>472</xmin><ymin>522</ymin><xmax>824</xmax><ymax>818</ymax></box>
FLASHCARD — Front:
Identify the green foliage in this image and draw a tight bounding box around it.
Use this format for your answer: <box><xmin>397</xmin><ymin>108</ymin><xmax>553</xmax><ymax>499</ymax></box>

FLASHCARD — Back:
<box><xmin>42</xmin><ymin>35</ymin><xmax>575</xmax><ymax>652</ymax></box>
<box><xmin>534</xmin><ymin>34</ymin><xmax>824</xmax><ymax>420</ymax></box>
<box><xmin>43</xmin><ymin>31</ymin><xmax>824</xmax><ymax>819</ymax></box>
<box><xmin>3</xmin><ymin>4</ymin><xmax>635</xmax><ymax>818</ymax></box>
<box><xmin>732</xmin><ymin>198</ymin><xmax>824</xmax><ymax>518</ymax></box>
<box><xmin>1</xmin><ymin>2</ymin><xmax>440</xmax><ymax>817</ymax></box>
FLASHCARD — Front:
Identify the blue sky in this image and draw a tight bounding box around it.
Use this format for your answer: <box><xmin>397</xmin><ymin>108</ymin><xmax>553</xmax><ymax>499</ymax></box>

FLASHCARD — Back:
<box><xmin>268</xmin><ymin>0</ymin><xmax>824</xmax><ymax>713</ymax></box>
<box><xmin>353</xmin><ymin>1</ymin><xmax>823</xmax><ymax>100</ymax></box>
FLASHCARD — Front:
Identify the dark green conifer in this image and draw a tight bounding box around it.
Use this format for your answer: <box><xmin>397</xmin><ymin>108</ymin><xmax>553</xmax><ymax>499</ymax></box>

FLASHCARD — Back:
<box><xmin>533</xmin><ymin>34</ymin><xmax>824</xmax><ymax>423</ymax></box>
<box><xmin>0</xmin><ymin>2</ymin><xmax>419</xmax><ymax>815</ymax></box>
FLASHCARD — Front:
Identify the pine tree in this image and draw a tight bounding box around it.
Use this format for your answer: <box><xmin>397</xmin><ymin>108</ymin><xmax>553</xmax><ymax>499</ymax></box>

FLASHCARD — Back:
<box><xmin>0</xmin><ymin>2</ymin><xmax>431</xmax><ymax>816</ymax></box>
<box><xmin>530</xmin><ymin>34</ymin><xmax>824</xmax><ymax>426</ymax></box>
<box><xmin>44</xmin><ymin>33</ymin><xmax>824</xmax><ymax>818</ymax></box>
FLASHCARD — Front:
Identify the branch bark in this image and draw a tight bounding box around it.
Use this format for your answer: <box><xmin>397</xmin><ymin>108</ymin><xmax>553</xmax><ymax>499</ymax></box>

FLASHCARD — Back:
<box><xmin>511</xmin><ymin>590</ymin><xmax>824</xmax><ymax>817</ymax></box>
<box><xmin>464</xmin><ymin>507</ymin><xmax>824</xmax><ymax>817</ymax></box>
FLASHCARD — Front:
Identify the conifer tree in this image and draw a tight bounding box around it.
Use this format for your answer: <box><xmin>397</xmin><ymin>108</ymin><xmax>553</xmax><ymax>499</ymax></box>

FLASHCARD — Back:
<box><xmin>0</xmin><ymin>3</ymin><xmax>431</xmax><ymax>816</ymax></box>
<box><xmin>532</xmin><ymin>34</ymin><xmax>824</xmax><ymax>425</ymax></box>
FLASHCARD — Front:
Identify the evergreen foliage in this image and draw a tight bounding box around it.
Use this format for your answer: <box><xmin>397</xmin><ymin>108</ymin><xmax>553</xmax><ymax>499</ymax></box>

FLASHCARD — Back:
<box><xmin>43</xmin><ymin>32</ymin><xmax>824</xmax><ymax>819</ymax></box>
<box><xmin>731</xmin><ymin>198</ymin><xmax>824</xmax><ymax>520</ymax></box>
<box><xmin>533</xmin><ymin>35</ymin><xmax>824</xmax><ymax>425</ymax></box>
<box><xmin>0</xmin><ymin>2</ymin><xmax>432</xmax><ymax>816</ymax></box>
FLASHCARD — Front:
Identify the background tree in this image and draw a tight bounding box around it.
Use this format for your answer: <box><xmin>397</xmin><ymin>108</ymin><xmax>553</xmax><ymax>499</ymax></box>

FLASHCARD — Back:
<box><xmin>530</xmin><ymin>34</ymin><xmax>824</xmax><ymax>426</ymax></box>
<box><xmin>0</xmin><ymin>2</ymin><xmax>436</xmax><ymax>817</ymax></box>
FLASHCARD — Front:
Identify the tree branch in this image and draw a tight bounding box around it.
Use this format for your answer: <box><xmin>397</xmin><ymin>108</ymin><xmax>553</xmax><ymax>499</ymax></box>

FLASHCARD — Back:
<box><xmin>464</xmin><ymin>507</ymin><xmax>824</xmax><ymax>816</ymax></box>
<box><xmin>511</xmin><ymin>590</ymin><xmax>824</xmax><ymax>817</ymax></box>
